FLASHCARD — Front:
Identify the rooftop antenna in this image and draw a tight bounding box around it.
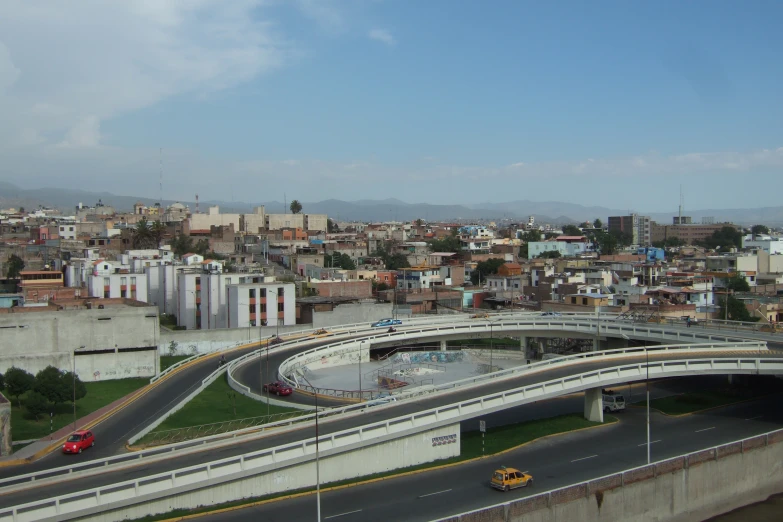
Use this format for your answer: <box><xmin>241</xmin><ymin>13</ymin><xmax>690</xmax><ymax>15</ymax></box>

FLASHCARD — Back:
<box><xmin>159</xmin><ymin>148</ymin><xmax>163</xmax><ymax>207</ymax></box>
<box><xmin>678</xmin><ymin>185</ymin><xmax>683</xmax><ymax>224</ymax></box>
<box><xmin>284</xmin><ymin>192</ymin><xmax>287</xmax><ymax>214</ymax></box>
<box><xmin>195</xmin><ymin>194</ymin><xmax>199</xmax><ymax>214</ymax></box>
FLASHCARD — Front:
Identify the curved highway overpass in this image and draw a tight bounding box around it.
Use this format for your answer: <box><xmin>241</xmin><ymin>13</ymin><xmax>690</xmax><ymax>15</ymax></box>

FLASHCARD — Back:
<box><xmin>1</xmin><ymin>313</ymin><xmax>781</xmax><ymax>521</ymax></box>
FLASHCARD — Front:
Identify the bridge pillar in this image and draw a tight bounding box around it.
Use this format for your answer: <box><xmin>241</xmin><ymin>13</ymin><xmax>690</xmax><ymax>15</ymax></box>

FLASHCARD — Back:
<box><xmin>584</xmin><ymin>387</ymin><xmax>604</xmax><ymax>423</ymax></box>
<box><xmin>440</xmin><ymin>339</ymin><xmax>447</xmax><ymax>351</ymax></box>
<box><xmin>519</xmin><ymin>336</ymin><xmax>528</xmax><ymax>351</ymax></box>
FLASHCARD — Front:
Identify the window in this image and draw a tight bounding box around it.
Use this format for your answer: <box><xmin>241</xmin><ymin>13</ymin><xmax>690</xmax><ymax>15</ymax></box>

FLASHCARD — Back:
<box><xmin>278</xmin><ymin>302</ymin><xmax>284</xmax><ymax>312</ymax></box>
<box><xmin>260</xmin><ymin>288</ymin><xmax>266</xmax><ymax>298</ymax></box>
<box><xmin>249</xmin><ymin>289</ymin><xmax>256</xmax><ymax>298</ymax></box>
<box><xmin>196</xmin><ymin>277</ymin><xmax>201</xmax><ymax>286</ymax></box>
<box><xmin>69</xmin><ymin>227</ymin><xmax>74</xmax><ymax>232</ymax></box>
<box><xmin>103</xmin><ymin>277</ymin><xmax>110</xmax><ymax>286</ymax></box>
<box><xmin>582</xmin><ymin>297</ymin><xmax>588</xmax><ymax>305</ymax></box>
<box><xmin>278</xmin><ymin>287</ymin><xmax>284</xmax><ymax>297</ymax></box>
<box><xmin>260</xmin><ymin>304</ymin><xmax>267</xmax><ymax>313</ymax></box>
<box><xmin>226</xmin><ymin>278</ymin><xmax>232</xmax><ymax>285</ymax></box>
<box><xmin>249</xmin><ymin>304</ymin><xmax>256</xmax><ymax>315</ymax></box>
<box><xmin>121</xmin><ymin>277</ymin><xmax>127</xmax><ymax>286</ymax></box>
<box><xmin>131</xmin><ymin>277</ymin><xmax>136</xmax><ymax>286</ymax></box>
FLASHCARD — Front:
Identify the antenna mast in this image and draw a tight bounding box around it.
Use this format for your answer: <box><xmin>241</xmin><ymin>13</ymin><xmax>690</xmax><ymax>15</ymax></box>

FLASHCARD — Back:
<box><xmin>159</xmin><ymin>148</ymin><xmax>163</xmax><ymax>207</ymax></box>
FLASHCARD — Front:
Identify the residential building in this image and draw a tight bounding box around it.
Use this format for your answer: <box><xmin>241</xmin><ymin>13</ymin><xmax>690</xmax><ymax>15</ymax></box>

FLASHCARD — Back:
<box><xmin>226</xmin><ymin>282</ymin><xmax>296</xmax><ymax>329</ymax></box>
<box><xmin>608</xmin><ymin>214</ymin><xmax>652</xmax><ymax>246</ymax></box>
<box><xmin>743</xmin><ymin>236</ymin><xmax>783</xmax><ymax>255</ymax></box>
<box><xmin>650</xmin><ymin>222</ymin><xmax>741</xmax><ymax>245</ymax></box>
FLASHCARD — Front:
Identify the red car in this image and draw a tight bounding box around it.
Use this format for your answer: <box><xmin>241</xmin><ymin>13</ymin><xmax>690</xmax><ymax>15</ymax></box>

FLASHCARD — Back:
<box><xmin>62</xmin><ymin>430</ymin><xmax>94</xmax><ymax>454</ymax></box>
<box><xmin>263</xmin><ymin>381</ymin><xmax>293</xmax><ymax>396</ymax></box>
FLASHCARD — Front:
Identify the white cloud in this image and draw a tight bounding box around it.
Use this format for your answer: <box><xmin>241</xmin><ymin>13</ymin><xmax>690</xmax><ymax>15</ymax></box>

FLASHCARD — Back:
<box><xmin>0</xmin><ymin>1</ymin><xmax>287</xmax><ymax>149</ymax></box>
<box><xmin>296</xmin><ymin>0</ymin><xmax>345</xmax><ymax>32</ymax></box>
<box><xmin>368</xmin><ymin>29</ymin><xmax>395</xmax><ymax>46</ymax></box>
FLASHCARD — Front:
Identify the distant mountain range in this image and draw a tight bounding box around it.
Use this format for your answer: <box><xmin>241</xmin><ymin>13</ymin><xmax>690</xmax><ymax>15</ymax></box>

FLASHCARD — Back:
<box><xmin>1</xmin><ymin>182</ymin><xmax>782</xmax><ymax>225</ymax></box>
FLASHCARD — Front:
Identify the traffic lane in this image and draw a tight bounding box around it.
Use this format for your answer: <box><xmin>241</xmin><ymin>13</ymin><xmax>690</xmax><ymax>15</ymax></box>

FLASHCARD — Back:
<box><xmin>0</xmin><ymin>351</ymin><xmax>774</xmax><ymax>505</ymax></box>
<box><xmin>213</xmin><ymin>397</ymin><xmax>783</xmax><ymax>522</ymax></box>
<box><xmin>0</xmin><ymin>345</ymin><xmax>260</xmax><ymax>478</ymax></box>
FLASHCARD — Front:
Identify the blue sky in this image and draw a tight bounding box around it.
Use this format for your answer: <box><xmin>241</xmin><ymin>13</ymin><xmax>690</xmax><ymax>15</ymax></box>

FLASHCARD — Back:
<box><xmin>1</xmin><ymin>1</ymin><xmax>782</xmax><ymax>212</ymax></box>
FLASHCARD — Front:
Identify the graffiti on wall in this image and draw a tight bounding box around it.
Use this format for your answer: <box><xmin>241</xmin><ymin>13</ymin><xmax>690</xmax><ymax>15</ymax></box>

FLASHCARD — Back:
<box><xmin>432</xmin><ymin>434</ymin><xmax>457</xmax><ymax>447</ymax></box>
<box><xmin>378</xmin><ymin>375</ymin><xmax>408</xmax><ymax>390</ymax></box>
<box><xmin>393</xmin><ymin>351</ymin><xmax>464</xmax><ymax>365</ymax></box>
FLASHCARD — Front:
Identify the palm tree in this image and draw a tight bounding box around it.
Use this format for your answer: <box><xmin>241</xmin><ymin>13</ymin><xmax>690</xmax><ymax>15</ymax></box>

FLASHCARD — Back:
<box><xmin>132</xmin><ymin>218</ymin><xmax>153</xmax><ymax>248</ymax></box>
<box><xmin>289</xmin><ymin>200</ymin><xmax>303</xmax><ymax>214</ymax></box>
<box><xmin>150</xmin><ymin>220</ymin><xmax>166</xmax><ymax>248</ymax></box>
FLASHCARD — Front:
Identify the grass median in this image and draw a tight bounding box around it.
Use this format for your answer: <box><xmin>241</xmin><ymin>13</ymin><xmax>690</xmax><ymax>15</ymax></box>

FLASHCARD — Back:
<box><xmin>637</xmin><ymin>389</ymin><xmax>769</xmax><ymax>416</ymax></box>
<box><xmin>132</xmin><ymin>412</ymin><xmax>616</xmax><ymax>521</ymax></box>
<box><xmin>133</xmin><ymin>375</ymin><xmax>301</xmax><ymax>447</ymax></box>
<box><xmin>8</xmin><ymin>378</ymin><xmax>148</xmax><ymax>441</ymax></box>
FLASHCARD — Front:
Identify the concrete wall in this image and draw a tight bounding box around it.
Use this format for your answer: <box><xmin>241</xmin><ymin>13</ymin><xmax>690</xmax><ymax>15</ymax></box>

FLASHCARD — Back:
<box><xmin>0</xmin><ymin>396</ymin><xmax>9</xmax><ymax>456</ymax></box>
<box><xmin>313</xmin><ymin>302</ymin><xmax>393</xmax><ymax>328</ymax></box>
<box><xmin>158</xmin><ymin>324</ymin><xmax>311</xmax><ymax>355</ymax></box>
<box><xmin>88</xmin><ymin>423</ymin><xmax>460</xmax><ymax>522</ymax></box>
<box><xmin>437</xmin><ymin>431</ymin><xmax>783</xmax><ymax>522</ymax></box>
<box><xmin>0</xmin><ymin>305</ymin><xmax>159</xmax><ymax>381</ymax></box>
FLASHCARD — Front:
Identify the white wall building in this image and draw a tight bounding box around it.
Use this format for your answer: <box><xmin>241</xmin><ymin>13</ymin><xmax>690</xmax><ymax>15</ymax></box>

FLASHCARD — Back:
<box><xmin>226</xmin><ymin>282</ymin><xmax>296</xmax><ymax>329</ymax></box>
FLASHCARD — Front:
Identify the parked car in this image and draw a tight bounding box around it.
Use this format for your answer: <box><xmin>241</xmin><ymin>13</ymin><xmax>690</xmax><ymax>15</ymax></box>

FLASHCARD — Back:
<box><xmin>371</xmin><ymin>318</ymin><xmax>402</xmax><ymax>328</ymax></box>
<box><xmin>62</xmin><ymin>430</ymin><xmax>94</xmax><ymax>454</ymax></box>
<box><xmin>540</xmin><ymin>311</ymin><xmax>562</xmax><ymax>317</ymax></box>
<box><xmin>263</xmin><ymin>381</ymin><xmax>293</xmax><ymax>396</ymax></box>
<box><xmin>491</xmin><ymin>466</ymin><xmax>533</xmax><ymax>491</ymax></box>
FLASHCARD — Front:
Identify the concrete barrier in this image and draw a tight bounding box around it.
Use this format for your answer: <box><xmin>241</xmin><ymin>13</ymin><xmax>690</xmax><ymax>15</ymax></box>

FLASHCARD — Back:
<box><xmin>434</xmin><ymin>430</ymin><xmax>783</xmax><ymax>522</ymax></box>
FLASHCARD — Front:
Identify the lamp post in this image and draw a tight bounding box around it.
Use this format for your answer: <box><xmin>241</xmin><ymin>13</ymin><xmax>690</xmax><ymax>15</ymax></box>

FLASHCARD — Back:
<box><xmin>265</xmin><ymin>337</ymin><xmax>270</xmax><ymax>420</ymax></box>
<box><xmin>73</xmin><ymin>345</ymin><xmax>85</xmax><ymax>432</ymax></box>
<box><xmin>646</xmin><ymin>346</ymin><xmax>650</xmax><ymax>464</ymax></box>
<box><xmin>301</xmin><ymin>374</ymin><xmax>321</xmax><ymax>522</ymax></box>
<box><xmin>358</xmin><ymin>341</ymin><xmax>364</xmax><ymax>401</ymax></box>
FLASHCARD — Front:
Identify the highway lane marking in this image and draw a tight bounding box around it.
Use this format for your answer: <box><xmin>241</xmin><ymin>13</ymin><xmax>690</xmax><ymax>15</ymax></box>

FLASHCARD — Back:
<box><xmin>324</xmin><ymin>509</ymin><xmax>363</xmax><ymax>519</ymax></box>
<box><xmin>745</xmin><ymin>415</ymin><xmax>763</xmax><ymax>421</ymax></box>
<box><xmin>418</xmin><ymin>489</ymin><xmax>452</xmax><ymax>498</ymax></box>
<box><xmin>695</xmin><ymin>427</ymin><xmax>716</xmax><ymax>433</ymax></box>
<box><xmin>571</xmin><ymin>455</ymin><xmax>598</xmax><ymax>463</ymax></box>
<box><xmin>638</xmin><ymin>440</ymin><xmax>661</xmax><ymax>447</ymax></box>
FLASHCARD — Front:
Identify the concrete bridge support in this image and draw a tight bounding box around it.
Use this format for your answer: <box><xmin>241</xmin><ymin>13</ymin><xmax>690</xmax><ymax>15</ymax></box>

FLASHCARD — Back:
<box><xmin>584</xmin><ymin>387</ymin><xmax>604</xmax><ymax>423</ymax></box>
<box><xmin>440</xmin><ymin>340</ymin><xmax>447</xmax><ymax>351</ymax></box>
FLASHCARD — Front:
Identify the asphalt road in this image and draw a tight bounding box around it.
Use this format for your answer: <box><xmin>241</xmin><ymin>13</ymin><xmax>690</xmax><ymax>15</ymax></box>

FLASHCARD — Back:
<box><xmin>198</xmin><ymin>395</ymin><xmax>783</xmax><ymax>522</ymax></box>
<box><xmin>0</xmin><ymin>350</ymin><xmax>777</xmax><ymax>508</ymax></box>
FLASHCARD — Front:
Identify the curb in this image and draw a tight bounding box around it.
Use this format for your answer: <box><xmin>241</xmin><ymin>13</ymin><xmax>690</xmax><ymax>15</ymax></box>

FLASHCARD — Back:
<box><xmin>151</xmin><ymin>417</ymin><xmax>619</xmax><ymax>522</ymax></box>
<box><xmin>1</xmin><ymin>341</ymin><xmax>261</xmax><ymax>467</ymax></box>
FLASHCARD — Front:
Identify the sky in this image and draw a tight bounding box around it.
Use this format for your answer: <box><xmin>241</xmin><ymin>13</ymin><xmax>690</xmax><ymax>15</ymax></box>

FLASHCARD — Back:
<box><xmin>0</xmin><ymin>0</ymin><xmax>782</xmax><ymax>212</ymax></box>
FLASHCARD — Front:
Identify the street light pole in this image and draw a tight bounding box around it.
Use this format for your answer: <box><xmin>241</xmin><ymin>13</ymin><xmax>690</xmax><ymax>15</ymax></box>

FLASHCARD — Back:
<box><xmin>73</xmin><ymin>345</ymin><xmax>84</xmax><ymax>432</ymax></box>
<box><xmin>646</xmin><ymin>347</ymin><xmax>651</xmax><ymax>464</ymax></box>
<box><xmin>266</xmin><ymin>338</ymin><xmax>270</xmax><ymax>420</ymax></box>
<box><xmin>301</xmin><ymin>375</ymin><xmax>321</xmax><ymax>522</ymax></box>
<box><xmin>358</xmin><ymin>341</ymin><xmax>363</xmax><ymax>400</ymax></box>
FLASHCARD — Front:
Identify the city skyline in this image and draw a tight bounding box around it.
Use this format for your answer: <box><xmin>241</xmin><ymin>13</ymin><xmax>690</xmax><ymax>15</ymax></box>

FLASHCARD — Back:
<box><xmin>1</xmin><ymin>1</ymin><xmax>781</xmax><ymax>208</ymax></box>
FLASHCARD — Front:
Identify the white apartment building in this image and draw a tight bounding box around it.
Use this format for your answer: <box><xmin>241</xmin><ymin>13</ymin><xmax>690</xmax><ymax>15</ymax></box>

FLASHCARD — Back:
<box><xmin>743</xmin><ymin>236</ymin><xmax>783</xmax><ymax>255</ymax></box>
<box><xmin>226</xmin><ymin>282</ymin><xmax>296</xmax><ymax>329</ymax></box>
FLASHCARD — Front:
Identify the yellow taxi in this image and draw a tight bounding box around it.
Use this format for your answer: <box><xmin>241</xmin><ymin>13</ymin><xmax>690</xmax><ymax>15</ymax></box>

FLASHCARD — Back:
<box><xmin>490</xmin><ymin>466</ymin><xmax>533</xmax><ymax>491</ymax></box>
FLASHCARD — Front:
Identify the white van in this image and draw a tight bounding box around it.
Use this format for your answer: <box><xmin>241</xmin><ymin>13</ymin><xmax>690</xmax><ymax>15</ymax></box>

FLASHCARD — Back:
<box><xmin>602</xmin><ymin>393</ymin><xmax>625</xmax><ymax>413</ymax></box>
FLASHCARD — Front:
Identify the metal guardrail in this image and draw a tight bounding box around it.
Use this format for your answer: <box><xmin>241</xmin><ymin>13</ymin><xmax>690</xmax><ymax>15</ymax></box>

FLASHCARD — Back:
<box><xmin>0</xmin><ymin>339</ymin><xmax>766</xmax><ymax>496</ymax></box>
<box><xmin>432</xmin><ymin>427</ymin><xmax>783</xmax><ymax>522</ymax></box>
<box><xmin>5</xmin><ymin>353</ymin><xmax>783</xmax><ymax>521</ymax></box>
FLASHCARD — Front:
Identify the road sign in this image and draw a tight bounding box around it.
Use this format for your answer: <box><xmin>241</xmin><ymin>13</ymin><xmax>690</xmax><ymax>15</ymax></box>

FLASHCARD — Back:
<box><xmin>479</xmin><ymin>420</ymin><xmax>486</xmax><ymax>433</ymax></box>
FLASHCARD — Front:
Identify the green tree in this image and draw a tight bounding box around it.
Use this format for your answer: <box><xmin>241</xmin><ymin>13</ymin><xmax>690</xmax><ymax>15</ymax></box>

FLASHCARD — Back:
<box><xmin>561</xmin><ymin>224</ymin><xmax>583</xmax><ymax>236</ymax></box>
<box><xmin>593</xmin><ymin>231</ymin><xmax>619</xmax><ymax>255</ymax></box>
<box><xmin>24</xmin><ymin>391</ymin><xmax>49</xmax><ymax>421</ymax></box>
<box><xmin>609</xmin><ymin>230</ymin><xmax>633</xmax><ymax>247</ymax></box>
<box><xmin>699</xmin><ymin>226</ymin><xmax>743</xmax><ymax>252</ymax></box>
<box><xmin>326</xmin><ymin>252</ymin><xmax>356</xmax><ymax>270</ymax></box>
<box><xmin>593</xmin><ymin>218</ymin><xmax>603</xmax><ymax>229</ymax></box>
<box><xmin>537</xmin><ymin>250</ymin><xmax>562</xmax><ymax>259</ymax></box>
<box><xmin>289</xmin><ymin>200</ymin><xmax>303</xmax><ymax>214</ymax></box>
<box><xmin>544</xmin><ymin>232</ymin><xmax>559</xmax><ymax>239</ymax></box>
<box><xmin>718</xmin><ymin>295</ymin><xmax>759</xmax><ymax>322</ymax></box>
<box><xmin>751</xmin><ymin>224</ymin><xmax>769</xmax><ymax>237</ymax></box>
<box><xmin>170</xmin><ymin>233</ymin><xmax>194</xmax><ymax>257</ymax></box>
<box><xmin>193</xmin><ymin>239</ymin><xmax>211</xmax><ymax>256</ymax></box>
<box><xmin>471</xmin><ymin>258</ymin><xmax>506</xmax><ymax>285</ymax></box>
<box><xmin>0</xmin><ymin>372</ymin><xmax>4</xmax><ymax>391</ymax></box>
<box><xmin>327</xmin><ymin>218</ymin><xmax>339</xmax><ymax>233</ymax></box>
<box><xmin>6</xmin><ymin>254</ymin><xmax>25</xmax><ymax>278</ymax></box>
<box><xmin>373</xmin><ymin>246</ymin><xmax>411</xmax><ymax>271</ymax></box>
<box><xmin>34</xmin><ymin>366</ymin><xmax>72</xmax><ymax>406</ymax></box>
<box><xmin>428</xmin><ymin>233</ymin><xmax>462</xmax><ymax>253</ymax></box>
<box><xmin>132</xmin><ymin>218</ymin><xmax>155</xmax><ymax>248</ymax></box>
<box><xmin>150</xmin><ymin>220</ymin><xmax>166</xmax><ymax>248</ymax></box>
<box><xmin>723</xmin><ymin>274</ymin><xmax>750</xmax><ymax>292</ymax></box>
<box><xmin>415</xmin><ymin>218</ymin><xmax>424</xmax><ymax>226</ymax></box>
<box><xmin>4</xmin><ymin>367</ymin><xmax>35</xmax><ymax>407</ymax></box>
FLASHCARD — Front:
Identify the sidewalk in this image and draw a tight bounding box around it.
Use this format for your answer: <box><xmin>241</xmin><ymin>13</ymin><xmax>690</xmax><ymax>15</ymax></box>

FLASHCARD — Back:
<box><xmin>1</xmin><ymin>389</ymin><xmax>143</xmax><ymax>464</ymax></box>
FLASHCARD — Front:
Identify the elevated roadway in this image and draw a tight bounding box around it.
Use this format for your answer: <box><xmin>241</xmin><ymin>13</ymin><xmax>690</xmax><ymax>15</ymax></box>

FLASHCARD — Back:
<box><xmin>0</xmin><ymin>343</ymin><xmax>780</xmax><ymax>515</ymax></box>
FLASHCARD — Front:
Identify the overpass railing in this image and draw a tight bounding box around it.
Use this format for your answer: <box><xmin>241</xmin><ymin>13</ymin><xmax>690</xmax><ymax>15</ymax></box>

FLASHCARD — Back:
<box><xmin>4</xmin><ymin>353</ymin><xmax>783</xmax><ymax>521</ymax></box>
<box><xmin>0</xmin><ymin>340</ymin><xmax>764</xmax><ymax>496</ymax></box>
